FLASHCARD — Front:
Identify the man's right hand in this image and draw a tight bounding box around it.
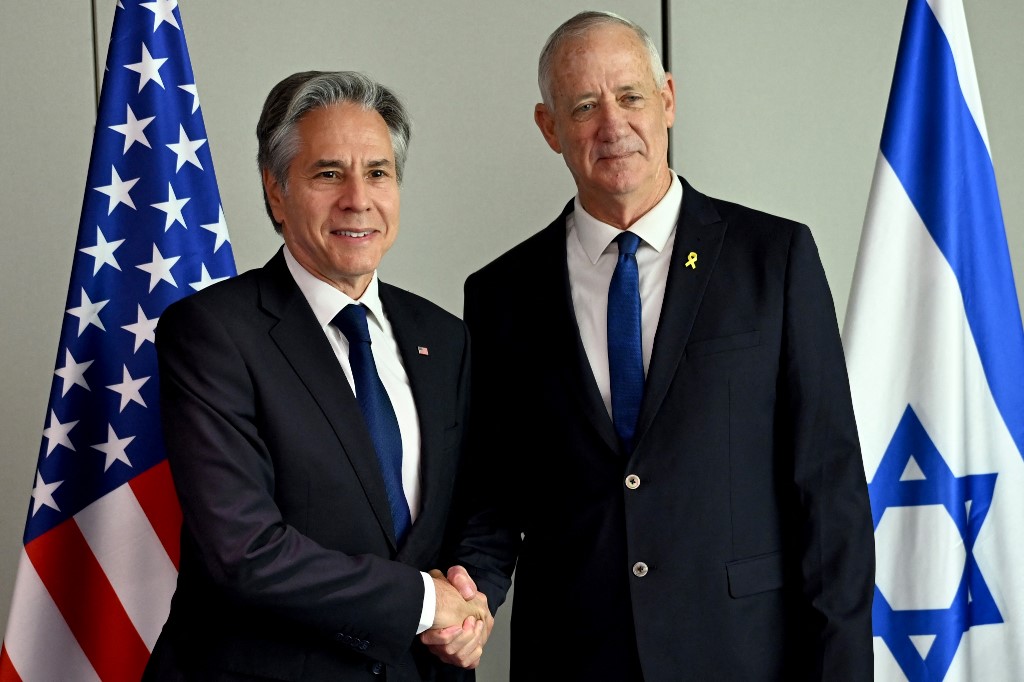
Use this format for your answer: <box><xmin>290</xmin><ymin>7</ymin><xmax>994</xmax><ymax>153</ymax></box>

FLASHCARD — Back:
<box><xmin>429</xmin><ymin>567</ymin><xmax>489</xmax><ymax>627</ymax></box>
<box><xmin>424</xmin><ymin>567</ymin><xmax>493</xmax><ymax>669</ymax></box>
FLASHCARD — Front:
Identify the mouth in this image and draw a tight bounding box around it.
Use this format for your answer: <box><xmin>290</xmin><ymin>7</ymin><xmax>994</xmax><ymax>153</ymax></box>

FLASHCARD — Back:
<box><xmin>331</xmin><ymin>228</ymin><xmax>375</xmax><ymax>238</ymax></box>
<box><xmin>597</xmin><ymin>148</ymin><xmax>639</xmax><ymax>162</ymax></box>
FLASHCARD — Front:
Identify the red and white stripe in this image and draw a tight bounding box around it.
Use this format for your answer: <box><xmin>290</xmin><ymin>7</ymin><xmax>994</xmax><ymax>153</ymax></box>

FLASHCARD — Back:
<box><xmin>1</xmin><ymin>462</ymin><xmax>180</xmax><ymax>682</ymax></box>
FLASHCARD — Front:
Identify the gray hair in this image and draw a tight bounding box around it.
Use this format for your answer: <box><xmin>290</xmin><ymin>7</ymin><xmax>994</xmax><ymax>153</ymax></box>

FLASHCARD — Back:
<box><xmin>538</xmin><ymin>11</ymin><xmax>667</xmax><ymax>108</ymax></box>
<box><xmin>256</xmin><ymin>70</ymin><xmax>412</xmax><ymax>233</ymax></box>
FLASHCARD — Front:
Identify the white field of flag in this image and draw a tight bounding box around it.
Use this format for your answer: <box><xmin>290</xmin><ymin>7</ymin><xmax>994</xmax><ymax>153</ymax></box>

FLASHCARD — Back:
<box><xmin>843</xmin><ymin>0</ymin><xmax>1024</xmax><ymax>679</ymax></box>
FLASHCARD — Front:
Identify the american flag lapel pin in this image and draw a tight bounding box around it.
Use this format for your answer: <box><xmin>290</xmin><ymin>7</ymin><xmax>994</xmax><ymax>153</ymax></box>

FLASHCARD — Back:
<box><xmin>417</xmin><ymin>346</ymin><xmax>429</xmax><ymax>356</ymax></box>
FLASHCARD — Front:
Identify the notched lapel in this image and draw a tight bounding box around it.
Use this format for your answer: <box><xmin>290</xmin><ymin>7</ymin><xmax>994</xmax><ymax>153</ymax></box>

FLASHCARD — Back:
<box><xmin>635</xmin><ymin>180</ymin><xmax>727</xmax><ymax>446</ymax></box>
<box><xmin>381</xmin><ymin>289</ymin><xmax>447</xmax><ymax>559</ymax></box>
<box><xmin>258</xmin><ymin>252</ymin><xmax>400</xmax><ymax>549</ymax></box>
<box><xmin>541</xmin><ymin>212</ymin><xmax>622</xmax><ymax>455</ymax></box>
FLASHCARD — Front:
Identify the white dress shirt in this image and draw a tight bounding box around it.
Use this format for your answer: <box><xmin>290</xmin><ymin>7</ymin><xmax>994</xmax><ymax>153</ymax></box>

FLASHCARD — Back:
<box><xmin>567</xmin><ymin>173</ymin><xmax>682</xmax><ymax>420</ymax></box>
<box><xmin>283</xmin><ymin>246</ymin><xmax>435</xmax><ymax>633</ymax></box>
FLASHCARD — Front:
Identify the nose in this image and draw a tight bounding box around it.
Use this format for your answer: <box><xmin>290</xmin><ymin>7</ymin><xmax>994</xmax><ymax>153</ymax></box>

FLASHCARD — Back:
<box><xmin>595</xmin><ymin>102</ymin><xmax>629</xmax><ymax>139</ymax></box>
<box><xmin>337</xmin><ymin>177</ymin><xmax>372</xmax><ymax>212</ymax></box>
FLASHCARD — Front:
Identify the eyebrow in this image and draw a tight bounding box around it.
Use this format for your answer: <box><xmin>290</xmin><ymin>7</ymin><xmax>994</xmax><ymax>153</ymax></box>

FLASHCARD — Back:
<box><xmin>567</xmin><ymin>82</ymin><xmax>645</xmax><ymax>104</ymax></box>
<box><xmin>311</xmin><ymin>158</ymin><xmax>394</xmax><ymax>170</ymax></box>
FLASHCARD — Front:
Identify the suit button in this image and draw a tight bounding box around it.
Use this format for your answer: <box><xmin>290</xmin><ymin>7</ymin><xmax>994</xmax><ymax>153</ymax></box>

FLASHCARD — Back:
<box><xmin>632</xmin><ymin>562</ymin><xmax>649</xmax><ymax>577</ymax></box>
<box><xmin>624</xmin><ymin>474</ymin><xmax>640</xmax><ymax>489</ymax></box>
<box><xmin>371</xmin><ymin>661</ymin><xmax>384</xmax><ymax>675</ymax></box>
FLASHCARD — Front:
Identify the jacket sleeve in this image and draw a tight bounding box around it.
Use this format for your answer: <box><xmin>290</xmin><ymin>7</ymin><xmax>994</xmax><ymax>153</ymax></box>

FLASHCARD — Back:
<box><xmin>781</xmin><ymin>224</ymin><xmax>875</xmax><ymax>680</ymax></box>
<box><xmin>157</xmin><ymin>294</ymin><xmax>424</xmax><ymax>665</ymax></box>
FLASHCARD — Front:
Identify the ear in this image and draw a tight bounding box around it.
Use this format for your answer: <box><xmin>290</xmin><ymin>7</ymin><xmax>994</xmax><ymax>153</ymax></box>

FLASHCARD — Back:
<box><xmin>534</xmin><ymin>103</ymin><xmax>562</xmax><ymax>154</ymax></box>
<box><xmin>661</xmin><ymin>72</ymin><xmax>677</xmax><ymax>129</ymax></box>
<box><xmin>263</xmin><ymin>168</ymin><xmax>286</xmax><ymax>224</ymax></box>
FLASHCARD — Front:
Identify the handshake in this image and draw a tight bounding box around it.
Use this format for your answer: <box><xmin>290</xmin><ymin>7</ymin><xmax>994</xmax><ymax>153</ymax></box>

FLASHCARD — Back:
<box><xmin>422</xmin><ymin>566</ymin><xmax>494</xmax><ymax>670</ymax></box>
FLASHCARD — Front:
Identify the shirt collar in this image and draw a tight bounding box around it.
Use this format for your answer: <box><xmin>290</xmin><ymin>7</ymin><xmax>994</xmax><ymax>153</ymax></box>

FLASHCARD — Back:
<box><xmin>282</xmin><ymin>245</ymin><xmax>386</xmax><ymax>332</ymax></box>
<box><xmin>573</xmin><ymin>172</ymin><xmax>683</xmax><ymax>264</ymax></box>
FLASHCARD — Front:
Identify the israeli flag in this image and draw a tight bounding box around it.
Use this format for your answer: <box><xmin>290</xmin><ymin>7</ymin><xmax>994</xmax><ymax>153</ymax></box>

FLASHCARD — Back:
<box><xmin>843</xmin><ymin>0</ymin><xmax>1024</xmax><ymax>679</ymax></box>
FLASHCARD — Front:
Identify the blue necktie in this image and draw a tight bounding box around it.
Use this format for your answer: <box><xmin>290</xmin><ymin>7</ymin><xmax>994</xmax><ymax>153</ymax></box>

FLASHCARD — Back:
<box><xmin>608</xmin><ymin>231</ymin><xmax>644</xmax><ymax>451</ymax></box>
<box><xmin>333</xmin><ymin>304</ymin><xmax>411</xmax><ymax>544</ymax></box>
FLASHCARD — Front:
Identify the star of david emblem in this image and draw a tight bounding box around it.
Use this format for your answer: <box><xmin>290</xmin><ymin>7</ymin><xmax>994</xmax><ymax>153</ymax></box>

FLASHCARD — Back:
<box><xmin>868</xmin><ymin>405</ymin><xmax>1001</xmax><ymax>681</ymax></box>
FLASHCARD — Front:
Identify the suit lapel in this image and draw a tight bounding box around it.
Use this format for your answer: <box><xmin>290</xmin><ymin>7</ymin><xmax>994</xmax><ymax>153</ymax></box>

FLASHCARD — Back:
<box><xmin>634</xmin><ymin>178</ymin><xmax>727</xmax><ymax>445</ymax></box>
<box><xmin>542</xmin><ymin>202</ymin><xmax>623</xmax><ymax>454</ymax></box>
<box><xmin>378</xmin><ymin>285</ymin><xmax>444</xmax><ymax>560</ymax></box>
<box><xmin>258</xmin><ymin>250</ymin><xmax>399</xmax><ymax>548</ymax></box>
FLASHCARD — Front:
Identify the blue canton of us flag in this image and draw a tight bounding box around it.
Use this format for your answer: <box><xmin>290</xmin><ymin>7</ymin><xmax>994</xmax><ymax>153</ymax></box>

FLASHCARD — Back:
<box><xmin>843</xmin><ymin>0</ymin><xmax>1024</xmax><ymax>680</ymax></box>
<box><xmin>1</xmin><ymin>2</ymin><xmax>236</xmax><ymax>680</ymax></box>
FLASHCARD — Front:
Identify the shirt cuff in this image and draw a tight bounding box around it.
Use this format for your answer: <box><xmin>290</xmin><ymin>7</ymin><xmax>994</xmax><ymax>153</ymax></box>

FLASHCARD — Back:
<box><xmin>417</xmin><ymin>571</ymin><xmax>436</xmax><ymax>634</ymax></box>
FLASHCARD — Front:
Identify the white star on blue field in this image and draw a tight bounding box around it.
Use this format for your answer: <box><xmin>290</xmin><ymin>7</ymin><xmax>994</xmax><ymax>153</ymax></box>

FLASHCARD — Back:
<box><xmin>869</xmin><ymin>406</ymin><xmax>1001</xmax><ymax>682</ymax></box>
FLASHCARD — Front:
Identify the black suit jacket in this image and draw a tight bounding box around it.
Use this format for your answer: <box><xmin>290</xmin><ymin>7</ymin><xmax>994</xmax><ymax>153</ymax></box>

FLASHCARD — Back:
<box><xmin>144</xmin><ymin>249</ymin><xmax>472</xmax><ymax>681</ymax></box>
<box><xmin>456</xmin><ymin>178</ymin><xmax>875</xmax><ymax>681</ymax></box>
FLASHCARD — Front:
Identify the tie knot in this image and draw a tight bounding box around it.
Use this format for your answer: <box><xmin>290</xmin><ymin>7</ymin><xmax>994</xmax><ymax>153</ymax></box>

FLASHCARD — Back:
<box><xmin>616</xmin><ymin>231</ymin><xmax>641</xmax><ymax>257</ymax></box>
<box><xmin>333</xmin><ymin>304</ymin><xmax>371</xmax><ymax>344</ymax></box>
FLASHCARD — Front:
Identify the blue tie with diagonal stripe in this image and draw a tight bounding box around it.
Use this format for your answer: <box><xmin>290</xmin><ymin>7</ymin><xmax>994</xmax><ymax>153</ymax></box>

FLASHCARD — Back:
<box><xmin>333</xmin><ymin>304</ymin><xmax>411</xmax><ymax>544</ymax></box>
<box><xmin>608</xmin><ymin>231</ymin><xmax>644</xmax><ymax>451</ymax></box>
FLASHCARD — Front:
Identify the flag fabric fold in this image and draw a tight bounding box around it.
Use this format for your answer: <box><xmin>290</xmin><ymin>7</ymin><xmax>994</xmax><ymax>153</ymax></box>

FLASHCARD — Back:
<box><xmin>843</xmin><ymin>0</ymin><xmax>1024</xmax><ymax>680</ymax></box>
<box><xmin>1</xmin><ymin>1</ymin><xmax>235</xmax><ymax>679</ymax></box>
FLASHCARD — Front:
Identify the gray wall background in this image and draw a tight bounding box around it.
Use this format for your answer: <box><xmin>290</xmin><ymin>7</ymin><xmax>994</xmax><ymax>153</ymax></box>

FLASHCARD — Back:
<box><xmin>1</xmin><ymin>2</ymin><xmax>1021</xmax><ymax>679</ymax></box>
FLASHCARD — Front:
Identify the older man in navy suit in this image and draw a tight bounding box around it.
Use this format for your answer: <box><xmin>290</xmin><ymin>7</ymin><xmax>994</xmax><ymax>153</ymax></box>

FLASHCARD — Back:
<box><xmin>439</xmin><ymin>11</ymin><xmax>875</xmax><ymax>682</ymax></box>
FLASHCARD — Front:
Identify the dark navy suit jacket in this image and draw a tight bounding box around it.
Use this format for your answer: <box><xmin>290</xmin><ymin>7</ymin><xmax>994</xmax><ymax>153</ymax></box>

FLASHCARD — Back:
<box><xmin>144</xmin><ymin>249</ymin><xmax>472</xmax><ymax>681</ymax></box>
<box><xmin>456</xmin><ymin>178</ymin><xmax>874</xmax><ymax>681</ymax></box>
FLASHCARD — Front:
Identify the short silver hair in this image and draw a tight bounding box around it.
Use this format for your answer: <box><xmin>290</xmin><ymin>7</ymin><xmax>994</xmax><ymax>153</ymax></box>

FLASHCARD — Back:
<box><xmin>537</xmin><ymin>11</ymin><xmax>667</xmax><ymax>108</ymax></box>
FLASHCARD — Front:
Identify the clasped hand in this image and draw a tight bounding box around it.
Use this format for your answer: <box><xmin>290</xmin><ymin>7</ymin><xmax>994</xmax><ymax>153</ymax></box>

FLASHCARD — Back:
<box><xmin>422</xmin><ymin>566</ymin><xmax>493</xmax><ymax>669</ymax></box>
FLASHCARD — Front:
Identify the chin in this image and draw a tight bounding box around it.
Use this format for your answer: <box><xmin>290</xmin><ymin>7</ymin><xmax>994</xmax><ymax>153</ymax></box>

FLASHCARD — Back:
<box><xmin>597</xmin><ymin>174</ymin><xmax>643</xmax><ymax>196</ymax></box>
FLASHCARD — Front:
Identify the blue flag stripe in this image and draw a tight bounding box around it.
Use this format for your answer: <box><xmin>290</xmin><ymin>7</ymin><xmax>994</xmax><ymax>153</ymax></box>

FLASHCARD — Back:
<box><xmin>23</xmin><ymin>2</ymin><xmax>236</xmax><ymax>544</ymax></box>
<box><xmin>880</xmin><ymin>0</ymin><xmax>1024</xmax><ymax>459</ymax></box>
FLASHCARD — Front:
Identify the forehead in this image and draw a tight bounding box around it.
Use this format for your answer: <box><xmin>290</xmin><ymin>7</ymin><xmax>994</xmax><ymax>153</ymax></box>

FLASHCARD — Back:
<box><xmin>294</xmin><ymin>102</ymin><xmax>394</xmax><ymax>159</ymax></box>
<box><xmin>550</xmin><ymin>24</ymin><xmax>653</xmax><ymax>96</ymax></box>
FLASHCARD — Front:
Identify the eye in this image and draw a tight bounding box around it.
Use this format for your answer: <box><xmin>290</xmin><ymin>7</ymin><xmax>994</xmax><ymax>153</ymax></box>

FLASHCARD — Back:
<box><xmin>368</xmin><ymin>169</ymin><xmax>388</xmax><ymax>179</ymax></box>
<box><xmin>317</xmin><ymin>170</ymin><xmax>338</xmax><ymax>179</ymax></box>
<box><xmin>571</xmin><ymin>102</ymin><xmax>597</xmax><ymax>120</ymax></box>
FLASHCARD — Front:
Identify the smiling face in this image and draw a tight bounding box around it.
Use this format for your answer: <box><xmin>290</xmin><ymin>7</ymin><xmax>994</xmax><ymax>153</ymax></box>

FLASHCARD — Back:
<box><xmin>264</xmin><ymin>102</ymin><xmax>400</xmax><ymax>298</ymax></box>
<box><xmin>535</xmin><ymin>22</ymin><xmax>675</xmax><ymax>228</ymax></box>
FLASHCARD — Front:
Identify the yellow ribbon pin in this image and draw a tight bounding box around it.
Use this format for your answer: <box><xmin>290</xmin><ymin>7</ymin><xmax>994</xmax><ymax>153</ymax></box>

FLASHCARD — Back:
<box><xmin>685</xmin><ymin>252</ymin><xmax>698</xmax><ymax>269</ymax></box>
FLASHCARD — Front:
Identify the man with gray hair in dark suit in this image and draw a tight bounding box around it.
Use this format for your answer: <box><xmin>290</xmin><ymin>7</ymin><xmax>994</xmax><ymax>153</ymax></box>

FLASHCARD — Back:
<box><xmin>144</xmin><ymin>70</ymin><xmax>489</xmax><ymax>681</ymax></box>
<box><xmin>432</xmin><ymin>11</ymin><xmax>875</xmax><ymax>681</ymax></box>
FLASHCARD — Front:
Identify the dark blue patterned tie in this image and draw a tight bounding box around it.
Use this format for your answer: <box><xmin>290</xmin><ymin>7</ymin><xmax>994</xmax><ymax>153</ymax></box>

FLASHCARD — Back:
<box><xmin>607</xmin><ymin>231</ymin><xmax>644</xmax><ymax>451</ymax></box>
<box><xmin>333</xmin><ymin>304</ymin><xmax>411</xmax><ymax>544</ymax></box>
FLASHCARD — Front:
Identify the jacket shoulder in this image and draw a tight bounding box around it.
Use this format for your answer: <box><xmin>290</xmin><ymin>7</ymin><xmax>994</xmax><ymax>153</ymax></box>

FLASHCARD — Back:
<box><xmin>162</xmin><ymin>267</ymin><xmax>264</xmax><ymax>321</ymax></box>
<box><xmin>379</xmin><ymin>282</ymin><xmax>466</xmax><ymax>332</ymax></box>
<box><xmin>466</xmin><ymin>211</ymin><xmax>568</xmax><ymax>289</ymax></box>
<box><xmin>705</xmin><ymin>194</ymin><xmax>807</xmax><ymax>233</ymax></box>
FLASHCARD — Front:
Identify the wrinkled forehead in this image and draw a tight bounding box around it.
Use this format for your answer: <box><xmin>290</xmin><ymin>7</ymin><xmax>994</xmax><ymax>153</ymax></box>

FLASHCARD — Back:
<box><xmin>550</xmin><ymin>28</ymin><xmax>655</xmax><ymax>101</ymax></box>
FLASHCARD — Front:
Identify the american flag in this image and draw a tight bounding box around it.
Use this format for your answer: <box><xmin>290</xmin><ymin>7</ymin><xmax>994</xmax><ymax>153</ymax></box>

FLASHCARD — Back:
<box><xmin>0</xmin><ymin>1</ymin><xmax>235</xmax><ymax>680</ymax></box>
